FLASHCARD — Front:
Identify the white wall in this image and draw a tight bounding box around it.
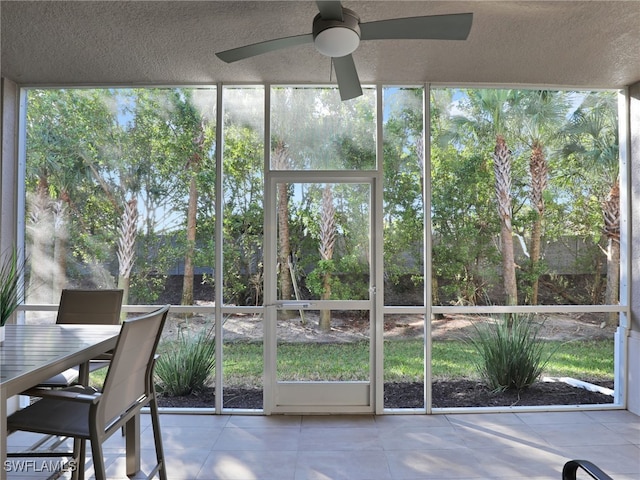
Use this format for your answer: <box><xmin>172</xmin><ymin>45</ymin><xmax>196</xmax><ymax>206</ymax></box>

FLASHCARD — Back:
<box><xmin>628</xmin><ymin>81</ymin><xmax>640</xmax><ymax>415</ymax></box>
<box><xmin>0</xmin><ymin>78</ymin><xmax>19</xmax><ymax>255</ymax></box>
<box><xmin>0</xmin><ymin>77</ymin><xmax>21</xmax><ymax>417</ymax></box>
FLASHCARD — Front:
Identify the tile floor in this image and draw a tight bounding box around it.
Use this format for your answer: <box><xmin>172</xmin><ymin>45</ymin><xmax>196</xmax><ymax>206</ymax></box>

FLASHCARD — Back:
<box><xmin>6</xmin><ymin>409</ymin><xmax>640</xmax><ymax>479</ymax></box>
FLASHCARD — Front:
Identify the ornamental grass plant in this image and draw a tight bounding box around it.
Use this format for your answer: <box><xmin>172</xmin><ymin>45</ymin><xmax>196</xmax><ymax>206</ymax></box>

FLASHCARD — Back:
<box><xmin>468</xmin><ymin>313</ymin><xmax>558</xmax><ymax>392</ymax></box>
<box><xmin>0</xmin><ymin>249</ymin><xmax>25</xmax><ymax>327</ymax></box>
<box><xmin>154</xmin><ymin>327</ymin><xmax>215</xmax><ymax>396</ymax></box>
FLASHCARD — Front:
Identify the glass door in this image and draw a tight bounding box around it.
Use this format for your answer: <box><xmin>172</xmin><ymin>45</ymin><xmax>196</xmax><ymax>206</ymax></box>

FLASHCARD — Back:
<box><xmin>264</xmin><ymin>177</ymin><xmax>375</xmax><ymax>413</ymax></box>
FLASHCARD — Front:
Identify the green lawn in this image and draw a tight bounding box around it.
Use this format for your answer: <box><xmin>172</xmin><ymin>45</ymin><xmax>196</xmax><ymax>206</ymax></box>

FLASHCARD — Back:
<box><xmin>91</xmin><ymin>338</ymin><xmax>615</xmax><ymax>389</ymax></box>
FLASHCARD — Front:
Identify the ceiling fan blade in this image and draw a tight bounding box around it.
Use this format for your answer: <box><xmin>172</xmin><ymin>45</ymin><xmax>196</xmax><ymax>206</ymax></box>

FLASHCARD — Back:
<box><xmin>216</xmin><ymin>33</ymin><xmax>313</xmax><ymax>63</ymax></box>
<box><xmin>360</xmin><ymin>13</ymin><xmax>473</xmax><ymax>41</ymax></box>
<box><xmin>333</xmin><ymin>54</ymin><xmax>363</xmax><ymax>101</ymax></box>
<box><xmin>316</xmin><ymin>1</ymin><xmax>343</xmax><ymax>20</ymax></box>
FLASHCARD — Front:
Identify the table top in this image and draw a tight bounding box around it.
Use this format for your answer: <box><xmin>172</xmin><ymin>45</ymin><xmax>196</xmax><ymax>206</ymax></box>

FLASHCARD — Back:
<box><xmin>0</xmin><ymin>324</ymin><xmax>120</xmax><ymax>396</ymax></box>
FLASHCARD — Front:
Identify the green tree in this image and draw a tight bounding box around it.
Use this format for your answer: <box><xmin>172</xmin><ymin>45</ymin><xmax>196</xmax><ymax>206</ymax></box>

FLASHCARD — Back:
<box><xmin>166</xmin><ymin>89</ymin><xmax>215</xmax><ymax>307</ymax></box>
<box><xmin>564</xmin><ymin>92</ymin><xmax>619</xmax><ymax>323</ymax></box>
<box><xmin>25</xmin><ymin>89</ymin><xmax>119</xmax><ymax>301</ymax></box>
<box><xmin>222</xmin><ymin>94</ymin><xmax>264</xmax><ymax>305</ymax></box>
<box><xmin>382</xmin><ymin>88</ymin><xmax>425</xmax><ymax>305</ymax></box>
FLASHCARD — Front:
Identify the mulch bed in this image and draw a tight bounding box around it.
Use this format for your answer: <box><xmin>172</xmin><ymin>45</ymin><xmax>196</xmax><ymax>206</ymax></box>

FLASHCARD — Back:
<box><xmin>157</xmin><ymin>379</ymin><xmax>614</xmax><ymax>409</ymax></box>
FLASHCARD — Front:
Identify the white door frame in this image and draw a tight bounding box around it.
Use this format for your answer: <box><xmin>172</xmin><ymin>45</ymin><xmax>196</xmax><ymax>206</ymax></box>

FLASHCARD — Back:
<box><xmin>263</xmin><ymin>172</ymin><xmax>380</xmax><ymax>414</ymax></box>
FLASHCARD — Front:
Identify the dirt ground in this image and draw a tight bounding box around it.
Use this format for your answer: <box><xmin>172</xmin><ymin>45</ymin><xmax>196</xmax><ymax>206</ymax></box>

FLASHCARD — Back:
<box><xmin>157</xmin><ymin>310</ymin><xmax>616</xmax><ymax>409</ymax></box>
<box><xmin>162</xmin><ymin>309</ymin><xmax>615</xmax><ymax>343</ymax></box>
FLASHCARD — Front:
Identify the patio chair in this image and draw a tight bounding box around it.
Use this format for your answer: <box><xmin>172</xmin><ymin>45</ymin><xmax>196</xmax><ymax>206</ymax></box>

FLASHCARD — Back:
<box><xmin>37</xmin><ymin>288</ymin><xmax>124</xmax><ymax>387</ymax></box>
<box><xmin>8</xmin><ymin>305</ymin><xmax>170</xmax><ymax>480</ymax></box>
<box><xmin>562</xmin><ymin>459</ymin><xmax>613</xmax><ymax>480</ymax></box>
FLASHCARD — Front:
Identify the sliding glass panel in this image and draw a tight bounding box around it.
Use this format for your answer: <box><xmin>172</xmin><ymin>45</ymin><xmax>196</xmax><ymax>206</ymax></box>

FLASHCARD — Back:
<box><xmin>430</xmin><ymin>88</ymin><xmax>620</xmax><ymax>308</ymax></box>
<box><xmin>276</xmin><ymin>182</ymin><xmax>371</xmax><ymax>303</ymax></box>
<box><xmin>276</xmin><ymin>309</ymin><xmax>370</xmax><ymax>382</ymax></box>
<box><xmin>24</xmin><ymin>87</ymin><xmax>217</xmax><ymax>310</ymax></box>
<box><xmin>430</xmin><ymin>312</ymin><xmax>614</xmax><ymax>408</ymax></box>
<box><xmin>381</xmin><ymin>87</ymin><xmax>426</xmax><ymax>409</ymax></box>
<box><xmin>383</xmin><ymin>313</ymin><xmax>425</xmax><ymax>409</ymax></box>
<box><xmin>222</xmin><ymin>312</ymin><xmax>264</xmax><ymax>409</ymax></box>
<box><xmin>270</xmin><ymin>86</ymin><xmax>376</xmax><ymax>170</ymax></box>
<box><xmin>221</xmin><ymin>86</ymin><xmax>265</xmax><ymax>409</ymax></box>
<box><xmin>382</xmin><ymin>87</ymin><xmax>425</xmax><ymax>306</ymax></box>
<box><xmin>222</xmin><ymin>86</ymin><xmax>265</xmax><ymax>306</ymax></box>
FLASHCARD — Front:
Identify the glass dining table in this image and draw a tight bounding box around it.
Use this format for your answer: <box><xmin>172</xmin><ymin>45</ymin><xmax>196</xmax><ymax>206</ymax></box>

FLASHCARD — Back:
<box><xmin>0</xmin><ymin>323</ymin><xmax>123</xmax><ymax>480</ymax></box>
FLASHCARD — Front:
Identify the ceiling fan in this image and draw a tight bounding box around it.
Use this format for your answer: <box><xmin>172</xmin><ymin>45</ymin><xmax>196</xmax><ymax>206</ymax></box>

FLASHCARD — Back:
<box><xmin>215</xmin><ymin>1</ymin><xmax>473</xmax><ymax>101</ymax></box>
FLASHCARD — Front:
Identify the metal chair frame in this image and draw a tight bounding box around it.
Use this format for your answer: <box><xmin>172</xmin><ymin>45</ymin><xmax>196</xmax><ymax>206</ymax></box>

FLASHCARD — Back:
<box><xmin>8</xmin><ymin>305</ymin><xmax>170</xmax><ymax>480</ymax></box>
<box><xmin>37</xmin><ymin>289</ymin><xmax>124</xmax><ymax>388</ymax></box>
<box><xmin>562</xmin><ymin>459</ymin><xmax>614</xmax><ymax>480</ymax></box>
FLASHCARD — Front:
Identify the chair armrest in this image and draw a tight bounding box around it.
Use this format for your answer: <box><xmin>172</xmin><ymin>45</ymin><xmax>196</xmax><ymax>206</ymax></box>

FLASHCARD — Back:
<box><xmin>562</xmin><ymin>459</ymin><xmax>614</xmax><ymax>480</ymax></box>
<box><xmin>22</xmin><ymin>386</ymin><xmax>101</xmax><ymax>404</ymax></box>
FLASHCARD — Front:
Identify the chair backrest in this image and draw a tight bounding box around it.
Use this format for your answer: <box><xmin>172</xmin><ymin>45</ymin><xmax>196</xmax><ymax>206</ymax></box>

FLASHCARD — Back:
<box><xmin>56</xmin><ymin>289</ymin><xmax>124</xmax><ymax>325</ymax></box>
<box><xmin>97</xmin><ymin>305</ymin><xmax>170</xmax><ymax>429</ymax></box>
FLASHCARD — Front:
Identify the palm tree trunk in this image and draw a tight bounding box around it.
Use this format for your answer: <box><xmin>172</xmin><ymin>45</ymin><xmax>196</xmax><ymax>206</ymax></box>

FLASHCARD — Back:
<box><xmin>181</xmin><ymin>122</ymin><xmax>206</xmax><ymax>308</ymax></box>
<box><xmin>277</xmin><ymin>182</ymin><xmax>292</xmax><ymax>301</ymax></box>
<box><xmin>528</xmin><ymin>141</ymin><xmax>547</xmax><ymax>304</ymax></box>
<box><xmin>493</xmin><ymin>135</ymin><xmax>518</xmax><ymax>306</ymax></box>
<box><xmin>117</xmin><ymin>198</ymin><xmax>138</xmax><ymax>310</ymax></box>
<box><xmin>319</xmin><ymin>184</ymin><xmax>336</xmax><ymax>332</ymax></box>
<box><xmin>182</xmin><ymin>176</ymin><xmax>197</xmax><ymax>306</ymax></box>
<box><xmin>52</xmin><ymin>200</ymin><xmax>68</xmax><ymax>294</ymax></box>
<box><xmin>530</xmin><ymin>218</ymin><xmax>542</xmax><ymax>303</ymax></box>
<box><xmin>603</xmin><ymin>180</ymin><xmax>620</xmax><ymax>326</ymax></box>
<box><xmin>28</xmin><ymin>180</ymin><xmax>55</xmax><ymax>303</ymax></box>
<box><xmin>273</xmin><ymin>141</ymin><xmax>295</xmax><ymax>318</ymax></box>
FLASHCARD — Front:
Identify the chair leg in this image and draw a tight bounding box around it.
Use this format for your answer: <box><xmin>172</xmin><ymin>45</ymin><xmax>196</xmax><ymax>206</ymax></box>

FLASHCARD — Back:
<box><xmin>71</xmin><ymin>438</ymin><xmax>86</xmax><ymax>480</ymax></box>
<box><xmin>150</xmin><ymin>396</ymin><xmax>168</xmax><ymax>480</ymax></box>
<box><xmin>89</xmin><ymin>438</ymin><xmax>107</xmax><ymax>480</ymax></box>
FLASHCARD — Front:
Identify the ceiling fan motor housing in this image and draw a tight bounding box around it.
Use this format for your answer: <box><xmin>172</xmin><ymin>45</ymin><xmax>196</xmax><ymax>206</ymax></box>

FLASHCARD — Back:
<box><xmin>313</xmin><ymin>8</ymin><xmax>361</xmax><ymax>58</ymax></box>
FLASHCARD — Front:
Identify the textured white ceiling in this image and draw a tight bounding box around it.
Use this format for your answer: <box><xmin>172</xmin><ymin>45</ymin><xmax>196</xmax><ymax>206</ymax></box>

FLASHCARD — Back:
<box><xmin>2</xmin><ymin>1</ymin><xmax>639</xmax><ymax>89</ymax></box>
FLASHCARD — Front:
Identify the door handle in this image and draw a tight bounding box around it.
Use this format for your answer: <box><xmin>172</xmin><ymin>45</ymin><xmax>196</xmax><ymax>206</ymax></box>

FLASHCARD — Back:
<box><xmin>279</xmin><ymin>302</ymin><xmax>312</xmax><ymax>309</ymax></box>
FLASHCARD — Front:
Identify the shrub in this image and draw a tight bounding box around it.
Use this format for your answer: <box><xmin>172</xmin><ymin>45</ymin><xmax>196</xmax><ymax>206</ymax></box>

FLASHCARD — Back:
<box><xmin>468</xmin><ymin>314</ymin><xmax>556</xmax><ymax>392</ymax></box>
<box><xmin>154</xmin><ymin>327</ymin><xmax>215</xmax><ymax>396</ymax></box>
<box><xmin>0</xmin><ymin>249</ymin><xmax>25</xmax><ymax>326</ymax></box>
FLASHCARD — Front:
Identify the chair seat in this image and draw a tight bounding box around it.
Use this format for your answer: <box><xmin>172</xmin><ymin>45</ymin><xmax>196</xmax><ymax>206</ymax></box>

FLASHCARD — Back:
<box><xmin>8</xmin><ymin>389</ymin><xmax>92</xmax><ymax>438</ymax></box>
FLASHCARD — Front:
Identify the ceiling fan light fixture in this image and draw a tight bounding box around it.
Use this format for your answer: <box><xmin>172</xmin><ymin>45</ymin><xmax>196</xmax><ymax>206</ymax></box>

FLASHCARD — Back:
<box><xmin>312</xmin><ymin>8</ymin><xmax>361</xmax><ymax>58</ymax></box>
<box><xmin>314</xmin><ymin>27</ymin><xmax>360</xmax><ymax>57</ymax></box>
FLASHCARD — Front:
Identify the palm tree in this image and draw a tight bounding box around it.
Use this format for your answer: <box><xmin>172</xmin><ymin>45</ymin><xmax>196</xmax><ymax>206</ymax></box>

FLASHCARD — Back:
<box><xmin>516</xmin><ymin>90</ymin><xmax>568</xmax><ymax>304</ymax></box>
<box><xmin>455</xmin><ymin>89</ymin><xmax>518</xmax><ymax>305</ymax></box>
<box><xmin>564</xmin><ymin>92</ymin><xmax>619</xmax><ymax>324</ymax></box>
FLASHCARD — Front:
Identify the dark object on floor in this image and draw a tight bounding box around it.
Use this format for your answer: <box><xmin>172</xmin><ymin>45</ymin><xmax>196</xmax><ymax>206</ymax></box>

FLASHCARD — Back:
<box><xmin>562</xmin><ymin>459</ymin><xmax>613</xmax><ymax>480</ymax></box>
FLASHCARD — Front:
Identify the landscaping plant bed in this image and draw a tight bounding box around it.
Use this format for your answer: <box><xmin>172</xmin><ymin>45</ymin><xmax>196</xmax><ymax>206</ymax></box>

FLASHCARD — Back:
<box><xmin>158</xmin><ymin>378</ymin><xmax>614</xmax><ymax>410</ymax></box>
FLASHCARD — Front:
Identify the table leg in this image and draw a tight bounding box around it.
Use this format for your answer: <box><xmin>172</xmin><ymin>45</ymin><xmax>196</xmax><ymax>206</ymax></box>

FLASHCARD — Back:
<box><xmin>125</xmin><ymin>414</ymin><xmax>140</xmax><ymax>476</ymax></box>
<box><xmin>78</xmin><ymin>362</ymin><xmax>89</xmax><ymax>387</ymax></box>
<box><xmin>1</xmin><ymin>390</ymin><xmax>7</xmax><ymax>480</ymax></box>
